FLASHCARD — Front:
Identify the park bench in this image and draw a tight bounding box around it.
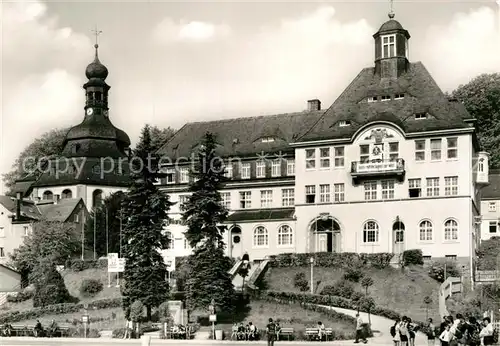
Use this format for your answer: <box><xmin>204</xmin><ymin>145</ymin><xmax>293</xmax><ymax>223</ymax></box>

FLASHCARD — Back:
<box><xmin>164</xmin><ymin>325</ymin><xmax>196</xmax><ymax>339</ymax></box>
<box><xmin>305</xmin><ymin>327</ymin><xmax>319</xmax><ymax>340</ymax></box>
<box><xmin>11</xmin><ymin>325</ymin><xmax>35</xmax><ymax>337</ymax></box>
<box><xmin>277</xmin><ymin>327</ymin><xmax>294</xmax><ymax>340</ymax></box>
<box><xmin>324</xmin><ymin>327</ymin><xmax>333</xmax><ymax>341</ymax></box>
<box><xmin>50</xmin><ymin>326</ymin><xmax>71</xmax><ymax>337</ymax></box>
<box><xmin>306</xmin><ymin>327</ymin><xmax>332</xmax><ymax>341</ymax></box>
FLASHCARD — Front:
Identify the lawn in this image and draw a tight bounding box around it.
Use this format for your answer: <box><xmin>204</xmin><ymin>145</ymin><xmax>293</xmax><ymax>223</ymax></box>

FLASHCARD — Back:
<box><xmin>264</xmin><ymin>265</ymin><xmax>440</xmax><ymax>323</ymax></box>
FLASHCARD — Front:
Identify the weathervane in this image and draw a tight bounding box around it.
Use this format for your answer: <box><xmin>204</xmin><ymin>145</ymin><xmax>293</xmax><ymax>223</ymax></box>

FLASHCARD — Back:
<box><xmin>389</xmin><ymin>0</ymin><xmax>395</xmax><ymax>19</ymax></box>
<box><xmin>91</xmin><ymin>25</ymin><xmax>102</xmax><ymax>47</ymax></box>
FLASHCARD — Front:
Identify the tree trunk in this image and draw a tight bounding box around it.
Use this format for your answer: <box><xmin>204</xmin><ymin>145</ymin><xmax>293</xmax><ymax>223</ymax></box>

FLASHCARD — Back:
<box><xmin>147</xmin><ymin>305</ymin><xmax>152</xmax><ymax>321</ymax></box>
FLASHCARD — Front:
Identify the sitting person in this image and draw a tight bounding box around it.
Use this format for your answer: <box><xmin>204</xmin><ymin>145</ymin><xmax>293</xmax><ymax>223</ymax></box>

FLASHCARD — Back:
<box><xmin>1</xmin><ymin>323</ymin><xmax>13</xmax><ymax>337</ymax></box>
<box><xmin>34</xmin><ymin>320</ymin><xmax>44</xmax><ymax>337</ymax></box>
<box><xmin>237</xmin><ymin>323</ymin><xmax>246</xmax><ymax>340</ymax></box>
<box><xmin>248</xmin><ymin>322</ymin><xmax>257</xmax><ymax>340</ymax></box>
<box><xmin>317</xmin><ymin>321</ymin><xmax>325</xmax><ymax>341</ymax></box>
<box><xmin>48</xmin><ymin>319</ymin><xmax>58</xmax><ymax>337</ymax></box>
<box><xmin>231</xmin><ymin>323</ymin><xmax>239</xmax><ymax>340</ymax></box>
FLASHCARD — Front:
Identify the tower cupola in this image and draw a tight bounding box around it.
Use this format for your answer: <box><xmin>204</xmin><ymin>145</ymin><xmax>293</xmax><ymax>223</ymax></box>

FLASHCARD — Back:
<box><xmin>373</xmin><ymin>11</ymin><xmax>410</xmax><ymax>78</ymax></box>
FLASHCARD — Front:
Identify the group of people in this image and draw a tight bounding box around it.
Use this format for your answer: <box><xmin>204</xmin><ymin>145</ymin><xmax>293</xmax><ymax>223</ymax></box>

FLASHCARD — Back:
<box><xmin>0</xmin><ymin>319</ymin><xmax>60</xmax><ymax>337</ymax></box>
<box><xmin>431</xmin><ymin>314</ymin><xmax>497</xmax><ymax>346</ymax></box>
<box><xmin>231</xmin><ymin>321</ymin><xmax>259</xmax><ymax>340</ymax></box>
<box><xmin>391</xmin><ymin>315</ymin><xmax>420</xmax><ymax>346</ymax></box>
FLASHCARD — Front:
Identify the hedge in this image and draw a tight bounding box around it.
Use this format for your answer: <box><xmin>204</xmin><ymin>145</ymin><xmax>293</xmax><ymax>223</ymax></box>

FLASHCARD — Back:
<box><xmin>268</xmin><ymin>252</ymin><xmax>394</xmax><ymax>269</ymax></box>
<box><xmin>0</xmin><ymin>297</ymin><xmax>122</xmax><ymax>324</ymax></box>
<box><xmin>65</xmin><ymin>258</ymin><xmax>108</xmax><ymax>272</ymax></box>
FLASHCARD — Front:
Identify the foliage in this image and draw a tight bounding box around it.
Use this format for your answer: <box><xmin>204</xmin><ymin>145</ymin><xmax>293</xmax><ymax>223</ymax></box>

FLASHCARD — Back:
<box><xmin>80</xmin><ymin>279</ymin><xmax>104</xmax><ymax>298</ymax></box>
<box><xmin>361</xmin><ymin>276</ymin><xmax>374</xmax><ymax>294</ymax></box>
<box><xmin>320</xmin><ymin>280</ymin><xmax>355</xmax><ymax>299</ymax></box>
<box><xmin>121</xmin><ymin>125</ymin><xmax>172</xmax><ymax>320</ymax></box>
<box><xmin>66</xmin><ymin>258</ymin><xmax>108</xmax><ymax>271</ymax></box>
<box><xmin>428</xmin><ymin>260</ymin><xmax>461</xmax><ymax>282</ymax></box>
<box><xmin>476</xmin><ymin>236</ymin><xmax>500</xmax><ymax>270</ymax></box>
<box><xmin>402</xmin><ymin>249</ymin><xmax>424</xmax><ymax>266</ymax></box>
<box><xmin>130</xmin><ymin>300</ymin><xmax>144</xmax><ymax>322</ymax></box>
<box><xmin>31</xmin><ymin>259</ymin><xmax>75</xmax><ymax>307</ymax></box>
<box><xmin>149</xmin><ymin>125</ymin><xmax>176</xmax><ymax>152</ymax></box>
<box><xmin>451</xmin><ymin>73</ymin><xmax>500</xmax><ymax>167</ymax></box>
<box><xmin>0</xmin><ymin>297</ymin><xmax>122</xmax><ymax>324</ymax></box>
<box><xmin>158</xmin><ymin>301</ymin><xmax>174</xmax><ymax>324</ymax></box>
<box><xmin>182</xmin><ymin>132</ymin><xmax>234</xmax><ymax>313</ymax></box>
<box><xmin>1</xmin><ymin>127</ymin><xmax>68</xmax><ymax>194</ymax></box>
<box><xmin>293</xmin><ymin>272</ymin><xmax>310</xmax><ymax>292</ymax></box>
<box><xmin>268</xmin><ymin>252</ymin><xmax>393</xmax><ymax>269</ymax></box>
<box><xmin>84</xmin><ymin>191</ymin><xmax>126</xmax><ymax>258</ymax></box>
<box><xmin>10</xmin><ymin>221</ymin><xmax>80</xmax><ymax>280</ymax></box>
<box><xmin>343</xmin><ymin>267</ymin><xmax>364</xmax><ymax>282</ymax></box>
<box><xmin>6</xmin><ymin>289</ymin><xmax>34</xmax><ymax>303</ymax></box>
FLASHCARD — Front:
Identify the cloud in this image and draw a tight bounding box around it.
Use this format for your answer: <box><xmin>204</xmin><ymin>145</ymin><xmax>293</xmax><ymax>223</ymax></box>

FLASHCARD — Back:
<box><xmin>421</xmin><ymin>6</ymin><xmax>500</xmax><ymax>91</ymax></box>
<box><xmin>152</xmin><ymin>19</ymin><xmax>231</xmax><ymax>43</ymax></box>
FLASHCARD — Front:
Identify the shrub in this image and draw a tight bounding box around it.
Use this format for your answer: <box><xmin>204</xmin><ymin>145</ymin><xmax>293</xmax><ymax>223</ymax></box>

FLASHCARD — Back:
<box><xmin>268</xmin><ymin>252</ymin><xmax>393</xmax><ymax>269</ymax></box>
<box><xmin>130</xmin><ymin>300</ymin><xmax>144</xmax><ymax>322</ymax></box>
<box><xmin>402</xmin><ymin>249</ymin><xmax>424</xmax><ymax>266</ymax></box>
<box><xmin>6</xmin><ymin>289</ymin><xmax>33</xmax><ymax>303</ymax></box>
<box><xmin>158</xmin><ymin>302</ymin><xmax>173</xmax><ymax>324</ymax></box>
<box><xmin>80</xmin><ymin>279</ymin><xmax>104</xmax><ymax>298</ymax></box>
<box><xmin>293</xmin><ymin>272</ymin><xmax>310</xmax><ymax>292</ymax></box>
<box><xmin>476</xmin><ymin>237</ymin><xmax>500</xmax><ymax>270</ymax></box>
<box><xmin>428</xmin><ymin>260</ymin><xmax>461</xmax><ymax>283</ymax></box>
<box><xmin>343</xmin><ymin>267</ymin><xmax>364</xmax><ymax>282</ymax></box>
<box><xmin>320</xmin><ymin>280</ymin><xmax>354</xmax><ymax>299</ymax></box>
<box><xmin>32</xmin><ymin>260</ymin><xmax>74</xmax><ymax>307</ymax></box>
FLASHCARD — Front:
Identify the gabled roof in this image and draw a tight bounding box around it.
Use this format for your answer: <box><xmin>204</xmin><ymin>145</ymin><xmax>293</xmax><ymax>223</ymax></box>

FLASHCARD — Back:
<box><xmin>0</xmin><ymin>196</ymin><xmax>41</xmax><ymax>220</ymax></box>
<box><xmin>297</xmin><ymin>62</ymin><xmax>472</xmax><ymax>143</ymax></box>
<box><xmin>157</xmin><ymin>111</ymin><xmax>324</xmax><ymax>160</ymax></box>
<box><xmin>481</xmin><ymin>170</ymin><xmax>500</xmax><ymax>200</ymax></box>
<box><xmin>36</xmin><ymin>198</ymin><xmax>86</xmax><ymax>222</ymax></box>
<box><xmin>0</xmin><ymin>263</ymin><xmax>21</xmax><ymax>275</ymax></box>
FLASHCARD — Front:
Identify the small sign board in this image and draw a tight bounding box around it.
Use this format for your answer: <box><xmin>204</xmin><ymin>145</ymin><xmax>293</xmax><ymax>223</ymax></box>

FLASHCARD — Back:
<box><xmin>82</xmin><ymin>315</ymin><xmax>89</xmax><ymax>324</ymax></box>
<box><xmin>108</xmin><ymin>253</ymin><xmax>125</xmax><ymax>273</ymax></box>
<box><xmin>209</xmin><ymin>314</ymin><xmax>217</xmax><ymax>322</ymax></box>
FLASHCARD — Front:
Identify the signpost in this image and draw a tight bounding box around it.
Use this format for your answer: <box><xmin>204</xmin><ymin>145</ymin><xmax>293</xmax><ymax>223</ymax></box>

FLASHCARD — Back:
<box><xmin>108</xmin><ymin>253</ymin><xmax>125</xmax><ymax>287</ymax></box>
<box><xmin>82</xmin><ymin>303</ymin><xmax>89</xmax><ymax>338</ymax></box>
<box><xmin>209</xmin><ymin>299</ymin><xmax>216</xmax><ymax>339</ymax></box>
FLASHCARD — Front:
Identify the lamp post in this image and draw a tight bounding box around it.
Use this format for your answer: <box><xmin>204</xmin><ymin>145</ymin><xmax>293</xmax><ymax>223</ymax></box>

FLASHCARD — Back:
<box><xmin>310</xmin><ymin>257</ymin><xmax>315</xmax><ymax>294</ymax></box>
<box><xmin>209</xmin><ymin>299</ymin><xmax>215</xmax><ymax>339</ymax></box>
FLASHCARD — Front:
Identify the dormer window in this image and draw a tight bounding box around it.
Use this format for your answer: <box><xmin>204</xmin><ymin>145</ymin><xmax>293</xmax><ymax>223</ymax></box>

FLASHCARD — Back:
<box><xmin>261</xmin><ymin>137</ymin><xmax>275</xmax><ymax>143</ymax></box>
<box><xmin>339</xmin><ymin>120</ymin><xmax>351</xmax><ymax>127</ymax></box>
<box><xmin>395</xmin><ymin>93</ymin><xmax>405</xmax><ymax>100</ymax></box>
<box><xmin>415</xmin><ymin>113</ymin><xmax>427</xmax><ymax>120</ymax></box>
<box><xmin>382</xmin><ymin>34</ymin><xmax>396</xmax><ymax>58</ymax></box>
<box><xmin>381</xmin><ymin>95</ymin><xmax>391</xmax><ymax>102</ymax></box>
<box><xmin>368</xmin><ymin>96</ymin><xmax>378</xmax><ymax>103</ymax></box>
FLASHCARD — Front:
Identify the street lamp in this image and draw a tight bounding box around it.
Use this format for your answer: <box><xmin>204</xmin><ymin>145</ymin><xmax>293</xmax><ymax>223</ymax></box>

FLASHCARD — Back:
<box><xmin>310</xmin><ymin>257</ymin><xmax>315</xmax><ymax>294</ymax></box>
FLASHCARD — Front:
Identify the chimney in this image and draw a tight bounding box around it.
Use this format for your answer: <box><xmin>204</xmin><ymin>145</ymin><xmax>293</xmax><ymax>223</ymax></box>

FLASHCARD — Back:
<box><xmin>15</xmin><ymin>192</ymin><xmax>22</xmax><ymax>221</ymax></box>
<box><xmin>307</xmin><ymin>99</ymin><xmax>321</xmax><ymax>111</ymax></box>
<box><xmin>53</xmin><ymin>194</ymin><xmax>60</xmax><ymax>205</ymax></box>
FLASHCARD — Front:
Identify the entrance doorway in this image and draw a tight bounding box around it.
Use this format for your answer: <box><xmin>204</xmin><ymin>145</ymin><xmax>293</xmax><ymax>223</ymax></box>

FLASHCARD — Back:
<box><xmin>311</xmin><ymin>217</ymin><xmax>341</xmax><ymax>253</ymax></box>
<box><xmin>392</xmin><ymin>220</ymin><xmax>405</xmax><ymax>256</ymax></box>
<box><xmin>230</xmin><ymin>226</ymin><xmax>243</xmax><ymax>259</ymax></box>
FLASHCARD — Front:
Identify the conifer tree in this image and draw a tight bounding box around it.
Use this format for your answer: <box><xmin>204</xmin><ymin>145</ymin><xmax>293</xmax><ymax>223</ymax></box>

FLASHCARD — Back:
<box><xmin>121</xmin><ymin>125</ymin><xmax>173</xmax><ymax>320</ymax></box>
<box><xmin>182</xmin><ymin>132</ymin><xmax>235</xmax><ymax>313</ymax></box>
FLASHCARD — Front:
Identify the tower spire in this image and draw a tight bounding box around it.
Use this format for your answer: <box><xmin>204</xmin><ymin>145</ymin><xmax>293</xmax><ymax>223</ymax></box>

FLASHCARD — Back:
<box><xmin>389</xmin><ymin>0</ymin><xmax>395</xmax><ymax>19</ymax></box>
<box><xmin>91</xmin><ymin>26</ymin><xmax>103</xmax><ymax>59</ymax></box>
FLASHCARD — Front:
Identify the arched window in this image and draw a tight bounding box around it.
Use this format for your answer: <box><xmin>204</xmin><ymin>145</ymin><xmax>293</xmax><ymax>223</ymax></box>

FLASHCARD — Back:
<box><xmin>444</xmin><ymin>219</ymin><xmax>458</xmax><ymax>241</ymax></box>
<box><xmin>253</xmin><ymin>226</ymin><xmax>268</xmax><ymax>247</ymax></box>
<box><xmin>277</xmin><ymin>225</ymin><xmax>293</xmax><ymax>246</ymax></box>
<box><xmin>61</xmin><ymin>189</ymin><xmax>72</xmax><ymax>199</ymax></box>
<box><xmin>362</xmin><ymin>221</ymin><xmax>379</xmax><ymax>243</ymax></box>
<box><xmin>42</xmin><ymin>190</ymin><xmax>53</xmax><ymax>200</ymax></box>
<box><xmin>166</xmin><ymin>232</ymin><xmax>174</xmax><ymax>249</ymax></box>
<box><xmin>478</xmin><ymin>158</ymin><xmax>484</xmax><ymax>172</ymax></box>
<box><xmin>92</xmin><ymin>189</ymin><xmax>103</xmax><ymax>207</ymax></box>
<box><xmin>392</xmin><ymin>221</ymin><xmax>405</xmax><ymax>243</ymax></box>
<box><xmin>419</xmin><ymin>220</ymin><xmax>433</xmax><ymax>241</ymax></box>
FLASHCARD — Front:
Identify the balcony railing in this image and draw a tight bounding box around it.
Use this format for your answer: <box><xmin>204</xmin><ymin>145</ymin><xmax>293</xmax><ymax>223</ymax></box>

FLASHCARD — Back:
<box><xmin>351</xmin><ymin>158</ymin><xmax>405</xmax><ymax>182</ymax></box>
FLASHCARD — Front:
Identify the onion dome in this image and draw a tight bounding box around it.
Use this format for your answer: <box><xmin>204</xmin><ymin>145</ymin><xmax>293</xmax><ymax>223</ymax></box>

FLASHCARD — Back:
<box><xmin>85</xmin><ymin>44</ymin><xmax>108</xmax><ymax>80</ymax></box>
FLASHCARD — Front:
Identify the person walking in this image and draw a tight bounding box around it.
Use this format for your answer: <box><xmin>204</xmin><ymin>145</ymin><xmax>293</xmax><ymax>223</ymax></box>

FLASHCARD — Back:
<box><xmin>266</xmin><ymin>318</ymin><xmax>277</xmax><ymax>346</ymax></box>
<box><xmin>426</xmin><ymin>318</ymin><xmax>436</xmax><ymax>346</ymax></box>
<box><xmin>354</xmin><ymin>313</ymin><xmax>367</xmax><ymax>343</ymax></box>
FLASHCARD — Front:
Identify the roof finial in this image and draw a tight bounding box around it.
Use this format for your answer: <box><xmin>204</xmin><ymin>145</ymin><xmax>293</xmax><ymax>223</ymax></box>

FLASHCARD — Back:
<box><xmin>388</xmin><ymin>0</ymin><xmax>395</xmax><ymax>19</ymax></box>
<box><xmin>91</xmin><ymin>25</ymin><xmax>103</xmax><ymax>59</ymax></box>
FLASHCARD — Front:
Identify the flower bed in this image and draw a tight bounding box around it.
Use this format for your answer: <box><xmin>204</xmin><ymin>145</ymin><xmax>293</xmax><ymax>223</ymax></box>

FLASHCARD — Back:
<box><xmin>267</xmin><ymin>252</ymin><xmax>394</xmax><ymax>269</ymax></box>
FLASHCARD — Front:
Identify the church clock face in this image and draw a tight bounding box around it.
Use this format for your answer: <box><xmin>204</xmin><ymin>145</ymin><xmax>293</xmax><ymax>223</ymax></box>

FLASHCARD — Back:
<box><xmin>86</xmin><ymin>108</ymin><xmax>93</xmax><ymax>116</ymax></box>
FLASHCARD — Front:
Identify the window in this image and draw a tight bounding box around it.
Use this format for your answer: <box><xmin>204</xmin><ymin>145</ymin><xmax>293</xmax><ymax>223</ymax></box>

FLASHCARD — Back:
<box><xmin>444</xmin><ymin>219</ymin><xmax>458</xmax><ymax>241</ymax></box>
<box><xmin>224</xmin><ymin>164</ymin><xmax>233</xmax><ymax>178</ymax></box>
<box><xmin>43</xmin><ymin>190</ymin><xmax>53</xmax><ymax>200</ymax></box>
<box><xmin>363</xmin><ymin>221</ymin><xmax>379</xmax><ymax>243</ymax></box>
<box><xmin>381</xmin><ymin>180</ymin><xmax>395</xmax><ymax>199</ymax></box>
<box><xmin>319</xmin><ymin>148</ymin><xmax>330</xmax><ymax>168</ymax></box>
<box><xmin>382</xmin><ymin>34</ymin><xmax>396</xmax><ymax>58</ymax></box>
<box><xmin>319</xmin><ymin>184</ymin><xmax>330</xmax><ymax>203</ymax></box>
<box><xmin>282</xmin><ymin>188</ymin><xmax>295</xmax><ymax>207</ymax></box>
<box><xmin>178</xmin><ymin>195</ymin><xmax>189</xmax><ymax>211</ymax></box>
<box><xmin>360</xmin><ymin>145</ymin><xmax>370</xmax><ymax>163</ymax></box>
<box><xmin>368</xmin><ymin>96</ymin><xmax>378</xmax><ymax>102</ymax></box>
<box><xmin>334</xmin><ymin>183</ymin><xmax>345</xmax><ymax>203</ymax></box>
<box><xmin>277</xmin><ymin>225</ymin><xmax>293</xmax><ymax>246</ymax></box>
<box><xmin>166</xmin><ymin>232</ymin><xmax>174</xmax><ymax>249</ymax></box>
<box><xmin>489</xmin><ymin>221</ymin><xmax>497</xmax><ymax>233</ymax></box>
<box><xmin>0</xmin><ymin>247</ymin><xmax>4</xmax><ymax>258</ymax></box>
<box><xmin>253</xmin><ymin>226</ymin><xmax>268</xmax><ymax>247</ymax></box>
<box><xmin>180</xmin><ymin>167</ymin><xmax>190</xmax><ymax>183</ymax></box>
<box><xmin>478</xmin><ymin>158</ymin><xmax>485</xmax><ymax>173</ymax></box>
<box><xmin>184</xmin><ymin>238</ymin><xmax>190</xmax><ymax>249</ymax></box>
<box><xmin>260</xmin><ymin>190</ymin><xmax>273</xmax><ymax>208</ymax></box>
<box><xmin>239</xmin><ymin>191</ymin><xmax>251</xmax><ymax>209</ymax></box>
<box><xmin>488</xmin><ymin>202</ymin><xmax>497</xmax><ymax>212</ymax></box>
<box><xmin>92</xmin><ymin>189</ymin><xmax>103</xmax><ymax>207</ymax></box>
<box><xmin>334</xmin><ymin>147</ymin><xmax>345</xmax><ymax>167</ymax></box>
<box><xmin>256</xmin><ymin>160</ymin><xmax>266</xmax><ymax>178</ymax></box>
<box><xmin>271</xmin><ymin>159</ymin><xmax>281</xmax><ymax>177</ymax></box>
<box><xmin>395</xmin><ymin>93</ymin><xmax>405</xmax><ymax>100</ymax></box>
<box><xmin>426</xmin><ymin>178</ymin><xmax>440</xmax><ymax>197</ymax></box>
<box><xmin>445</xmin><ymin>255</ymin><xmax>457</xmax><ymax>260</ymax></box>
<box><xmin>364</xmin><ymin>181</ymin><xmax>377</xmax><ymax>200</ymax></box>
<box><xmin>23</xmin><ymin>226</ymin><xmax>29</xmax><ymax>236</ymax></box>
<box><xmin>339</xmin><ymin>120</ymin><xmax>351</xmax><ymax>127</ymax></box>
<box><xmin>415</xmin><ymin>140</ymin><xmax>425</xmax><ymax>161</ymax></box>
<box><xmin>261</xmin><ymin>137</ymin><xmax>275</xmax><ymax>143</ymax></box>
<box><xmin>408</xmin><ymin>178</ymin><xmax>421</xmax><ymax>198</ymax></box>
<box><xmin>240</xmin><ymin>163</ymin><xmax>250</xmax><ymax>179</ymax></box>
<box><xmin>430</xmin><ymin>139</ymin><xmax>442</xmax><ymax>160</ymax></box>
<box><xmin>221</xmin><ymin>192</ymin><xmax>231</xmax><ymax>209</ymax></box>
<box><xmin>286</xmin><ymin>160</ymin><xmax>295</xmax><ymax>176</ymax></box>
<box><xmin>419</xmin><ymin>220</ymin><xmax>433</xmax><ymax>241</ymax></box>
<box><xmin>415</xmin><ymin>113</ymin><xmax>427</xmax><ymax>120</ymax></box>
<box><xmin>444</xmin><ymin>176</ymin><xmax>458</xmax><ymax>196</ymax></box>
<box><xmin>61</xmin><ymin>189</ymin><xmax>72</xmax><ymax>199</ymax></box>
<box><xmin>381</xmin><ymin>95</ymin><xmax>391</xmax><ymax>101</ymax></box>
<box><xmin>446</xmin><ymin>137</ymin><xmax>458</xmax><ymax>159</ymax></box>
<box><xmin>389</xmin><ymin>142</ymin><xmax>399</xmax><ymax>161</ymax></box>
<box><xmin>305</xmin><ymin>185</ymin><xmax>316</xmax><ymax>204</ymax></box>
<box><xmin>305</xmin><ymin>149</ymin><xmax>316</xmax><ymax>169</ymax></box>
<box><xmin>74</xmin><ymin>214</ymin><xmax>79</xmax><ymax>223</ymax></box>
<box><xmin>166</xmin><ymin>168</ymin><xmax>176</xmax><ymax>184</ymax></box>
<box><xmin>0</xmin><ymin>227</ymin><xmax>4</xmax><ymax>237</ymax></box>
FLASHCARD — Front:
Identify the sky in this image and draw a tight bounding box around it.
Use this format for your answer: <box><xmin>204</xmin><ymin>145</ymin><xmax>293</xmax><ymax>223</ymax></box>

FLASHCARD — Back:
<box><xmin>1</xmin><ymin>0</ymin><xmax>500</xmax><ymax>194</ymax></box>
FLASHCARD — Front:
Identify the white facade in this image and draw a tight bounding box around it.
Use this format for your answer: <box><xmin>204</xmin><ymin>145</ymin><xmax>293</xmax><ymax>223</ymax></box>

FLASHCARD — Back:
<box><xmin>0</xmin><ymin>204</ymin><xmax>32</xmax><ymax>265</ymax></box>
